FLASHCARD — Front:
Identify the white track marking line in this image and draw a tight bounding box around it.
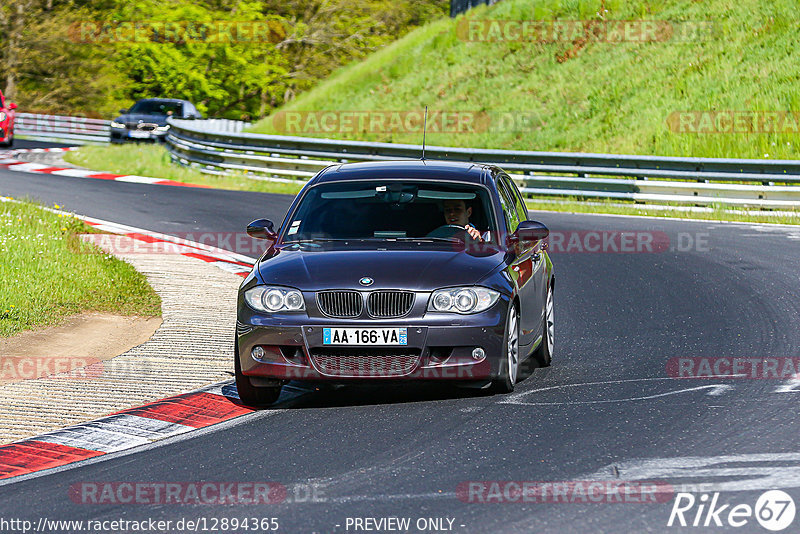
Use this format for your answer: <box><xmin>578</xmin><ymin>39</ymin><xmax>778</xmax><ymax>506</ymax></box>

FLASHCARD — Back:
<box><xmin>48</xmin><ymin>168</ymin><xmax>95</xmax><ymax>177</ymax></box>
<box><xmin>28</xmin><ymin>411</ymin><xmax>199</xmax><ymax>452</ymax></box>
<box><xmin>503</xmin><ymin>377</ymin><xmax>676</xmax><ymax>403</ymax></box>
<box><xmin>6</xmin><ymin>163</ymin><xmax>48</xmax><ymax>172</ymax></box>
<box><xmin>583</xmin><ymin>453</ymin><xmax>800</xmax><ymax>492</ymax></box>
<box><xmin>114</xmin><ymin>175</ymin><xmax>163</xmax><ymax>184</ymax></box>
<box><xmin>504</xmin><ymin>384</ymin><xmax>734</xmax><ymax>405</ymax></box>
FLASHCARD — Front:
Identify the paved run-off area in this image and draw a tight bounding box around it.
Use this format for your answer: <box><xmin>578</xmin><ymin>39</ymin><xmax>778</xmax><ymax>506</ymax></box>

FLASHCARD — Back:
<box><xmin>0</xmin><ymin>245</ymin><xmax>242</xmax><ymax>444</ymax></box>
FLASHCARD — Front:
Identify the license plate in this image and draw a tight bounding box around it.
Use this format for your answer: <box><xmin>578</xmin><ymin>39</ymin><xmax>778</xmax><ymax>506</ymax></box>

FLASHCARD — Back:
<box><xmin>129</xmin><ymin>130</ymin><xmax>151</xmax><ymax>139</ymax></box>
<box><xmin>323</xmin><ymin>327</ymin><xmax>407</xmax><ymax>346</ymax></box>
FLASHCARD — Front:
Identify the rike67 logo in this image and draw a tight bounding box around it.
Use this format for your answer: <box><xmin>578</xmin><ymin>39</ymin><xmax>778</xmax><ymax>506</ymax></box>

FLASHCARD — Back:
<box><xmin>668</xmin><ymin>490</ymin><xmax>796</xmax><ymax>531</ymax></box>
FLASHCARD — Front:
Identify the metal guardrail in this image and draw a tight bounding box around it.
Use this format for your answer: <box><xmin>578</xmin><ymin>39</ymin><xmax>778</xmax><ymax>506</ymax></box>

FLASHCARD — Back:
<box><xmin>15</xmin><ymin>114</ymin><xmax>250</xmax><ymax>144</ymax></box>
<box><xmin>194</xmin><ymin>118</ymin><xmax>252</xmax><ymax>133</ymax></box>
<box><xmin>165</xmin><ymin>118</ymin><xmax>800</xmax><ymax>208</ymax></box>
<box><xmin>15</xmin><ymin>113</ymin><xmax>111</xmax><ymax>144</ymax></box>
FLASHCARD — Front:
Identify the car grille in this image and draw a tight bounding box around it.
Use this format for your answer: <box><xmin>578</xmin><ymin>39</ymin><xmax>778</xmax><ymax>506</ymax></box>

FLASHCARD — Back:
<box><xmin>310</xmin><ymin>348</ymin><xmax>421</xmax><ymax>377</ymax></box>
<box><xmin>367</xmin><ymin>291</ymin><xmax>414</xmax><ymax>318</ymax></box>
<box><xmin>317</xmin><ymin>291</ymin><xmax>363</xmax><ymax>318</ymax></box>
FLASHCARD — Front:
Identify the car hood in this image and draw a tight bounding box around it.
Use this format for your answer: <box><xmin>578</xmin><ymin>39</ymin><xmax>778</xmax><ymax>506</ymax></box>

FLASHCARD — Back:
<box><xmin>256</xmin><ymin>244</ymin><xmax>506</xmax><ymax>291</ymax></box>
<box><xmin>114</xmin><ymin>113</ymin><xmax>169</xmax><ymax>126</ymax></box>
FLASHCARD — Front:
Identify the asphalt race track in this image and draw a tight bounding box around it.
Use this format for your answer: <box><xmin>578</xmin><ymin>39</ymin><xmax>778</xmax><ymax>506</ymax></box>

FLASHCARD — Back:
<box><xmin>2</xmin><ymin>146</ymin><xmax>800</xmax><ymax>532</ymax></box>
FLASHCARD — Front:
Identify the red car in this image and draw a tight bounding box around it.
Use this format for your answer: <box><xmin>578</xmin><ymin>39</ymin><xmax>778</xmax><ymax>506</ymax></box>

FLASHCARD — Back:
<box><xmin>0</xmin><ymin>89</ymin><xmax>17</xmax><ymax>147</ymax></box>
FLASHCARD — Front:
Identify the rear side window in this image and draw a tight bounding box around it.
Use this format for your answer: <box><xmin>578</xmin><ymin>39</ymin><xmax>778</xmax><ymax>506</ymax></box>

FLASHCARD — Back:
<box><xmin>502</xmin><ymin>175</ymin><xmax>529</xmax><ymax>223</ymax></box>
<box><xmin>184</xmin><ymin>102</ymin><xmax>200</xmax><ymax>118</ymax></box>
<box><xmin>496</xmin><ymin>178</ymin><xmax>520</xmax><ymax>233</ymax></box>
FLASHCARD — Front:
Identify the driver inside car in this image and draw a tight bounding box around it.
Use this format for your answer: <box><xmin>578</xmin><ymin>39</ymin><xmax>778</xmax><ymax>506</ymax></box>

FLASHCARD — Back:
<box><xmin>436</xmin><ymin>199</ymin><xmax>485</xmax><ymax>242</ymax></box>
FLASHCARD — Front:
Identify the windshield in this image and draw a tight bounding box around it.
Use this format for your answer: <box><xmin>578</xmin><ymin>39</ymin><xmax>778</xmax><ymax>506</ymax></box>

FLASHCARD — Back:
<box><xmin>282</xmin><ymin>180</ymin><xmax>497</xmax><ymax>243</ymax></box>
<box><xmin>129</xmin><ymin>100</ymin><xmax>183</xmax><ymax>116</ymax></box>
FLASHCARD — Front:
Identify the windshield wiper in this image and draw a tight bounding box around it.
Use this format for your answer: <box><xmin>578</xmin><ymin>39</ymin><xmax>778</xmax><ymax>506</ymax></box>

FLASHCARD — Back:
<box><xmin>284</xmin><ymin>238</ymin><xmax>350</xmax><ymax>243</ymax></box>
<box><xmin>393</xmin><ymin>237</ymin><xmax>462</xmax><ymax>243</ymax></box>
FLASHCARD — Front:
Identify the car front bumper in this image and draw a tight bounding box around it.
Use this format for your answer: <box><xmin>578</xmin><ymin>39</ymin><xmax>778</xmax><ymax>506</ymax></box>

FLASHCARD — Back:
<box><xmin>110</xmin><ymin>128</ymin><xmax>169</xmax><ymax>143</ymax></box>
<box><xmin>236</xmin><ymin>298</ymin><xmax>510</xmax><ymax>384</ymax></box>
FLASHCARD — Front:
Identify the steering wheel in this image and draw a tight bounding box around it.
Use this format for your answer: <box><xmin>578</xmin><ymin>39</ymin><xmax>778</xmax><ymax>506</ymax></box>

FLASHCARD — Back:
<box><xmin>426</xmin><ymin>224</ymin><xmax>467</xmax><ymax>239</ymax></box>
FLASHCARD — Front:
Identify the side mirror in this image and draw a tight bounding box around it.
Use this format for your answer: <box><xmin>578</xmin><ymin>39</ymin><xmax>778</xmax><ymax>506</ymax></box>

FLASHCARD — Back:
<box><xmin>8</xmin><ymin>103</ymin><xmax>17</xmax><ymax>110</ymax></box>
<box><xmin>507</xmin><ymin>220</ymin><xmax>549</xmax><ymax>249</ymax></box>
<box><xmin>247</xmin><ymin>218</ymin><xmax>277</xmax><ymax>240</ymax></box>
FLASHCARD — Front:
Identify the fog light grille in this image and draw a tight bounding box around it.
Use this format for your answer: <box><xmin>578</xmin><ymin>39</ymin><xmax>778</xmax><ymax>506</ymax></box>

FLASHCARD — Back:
<box><xmin>310</xmin><ymin>348</ymin><xmax>421</xmax><ymax>377</ymax></box>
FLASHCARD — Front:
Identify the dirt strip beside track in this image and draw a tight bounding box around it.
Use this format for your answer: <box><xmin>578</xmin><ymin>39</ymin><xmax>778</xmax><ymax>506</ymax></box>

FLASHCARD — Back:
<box><xmin>0</xmin><ymin>249</ymin><xmax>242</xmax><ymax>444</ymax></box>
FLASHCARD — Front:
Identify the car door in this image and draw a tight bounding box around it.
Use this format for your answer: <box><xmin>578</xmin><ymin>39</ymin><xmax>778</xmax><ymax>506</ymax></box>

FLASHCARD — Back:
<box><xmin>504</xmin><ymin>175</ymin><xmax>547</xmax><ymax>330</ymax></box>
<box><xmin>497</xmin><ymin>175</ymin><xmax>538</xmax><ymax>347</ymax></box>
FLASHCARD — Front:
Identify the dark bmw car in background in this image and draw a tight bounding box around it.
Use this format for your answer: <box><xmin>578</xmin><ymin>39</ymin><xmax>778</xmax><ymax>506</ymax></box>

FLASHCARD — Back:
<box><xmin>236</xmin><ymin>160</ymin><xmax>554</xmax><ymax>406</ymax></box>
<box><xmin>0</xmin><ymin>89</ymin><xmax>17</xmax><ymax>147</ymax></box>
<box><xmin>109</xmin><ymin>98</ymin><xmax>202</xmax><ymax>143</ymax></box>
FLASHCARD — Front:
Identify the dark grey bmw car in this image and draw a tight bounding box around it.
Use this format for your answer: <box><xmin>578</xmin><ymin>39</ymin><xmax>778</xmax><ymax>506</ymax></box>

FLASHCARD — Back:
<box><xmin>235</xmin><ymin>160</ymin><xmax>554</xmax><ymax>406</ymax></box>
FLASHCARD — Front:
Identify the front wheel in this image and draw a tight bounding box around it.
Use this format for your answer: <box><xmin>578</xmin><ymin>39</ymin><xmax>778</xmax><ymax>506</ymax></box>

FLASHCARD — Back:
<box><xmin>492</xmin><ymin>304</ymin><xmax>520</xmax><ymax>393</ymax></box>
<box><xmin>234</xmin><ymin>338</ymin><xmax>282</xmax><ymax>407</ymax></box>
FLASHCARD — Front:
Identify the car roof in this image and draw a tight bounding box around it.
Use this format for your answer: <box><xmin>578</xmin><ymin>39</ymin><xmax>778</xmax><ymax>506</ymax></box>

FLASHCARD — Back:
<box><xmin>134</xmin><ymin>98</ymin><xmax>190</xmax><ymax>104</ymax></box>
<box><xmin>312</xmin><ymin>160</ymin><xmax>495</xmax><ymax>186</ymax></box>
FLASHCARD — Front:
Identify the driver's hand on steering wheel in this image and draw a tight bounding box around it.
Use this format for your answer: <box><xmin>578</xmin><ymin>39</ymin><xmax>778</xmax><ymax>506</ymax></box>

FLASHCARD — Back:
<box><xmin>466</xmin><ymin>225</ymin><xmax>483</xmax><ymax>242</ymax></box>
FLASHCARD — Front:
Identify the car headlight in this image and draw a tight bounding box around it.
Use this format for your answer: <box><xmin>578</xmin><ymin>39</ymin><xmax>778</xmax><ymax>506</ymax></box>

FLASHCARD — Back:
<box><xmin>156</xmin><ymin>125</ymin><xmax>170</xmax><ymax>131</ymax></box>
<box><xmin>244</xmin><ymin>286</ymin><xmax>305</xmax><ymax>313</ymax></box>
<box><xmin>0</xmin><ymin>112</ymin><xmax>6</xmax><ymax>122</ymax></box>
<box><xmin>110</xmin><ymin>121</ymin><xmax>125</xmax><ymax>129</ymax></box>
<box><xmin>428</xmin><ymin>287</ymin><xmax>500</xmax><ymax>314</ymax></box>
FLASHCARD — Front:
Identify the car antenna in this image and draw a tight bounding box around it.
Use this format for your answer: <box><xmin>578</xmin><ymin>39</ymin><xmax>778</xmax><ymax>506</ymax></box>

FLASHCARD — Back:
<box><xmin>421</xmin><ymin>106</ymin><xmax>428</xmax><ymax>161</ymax></box>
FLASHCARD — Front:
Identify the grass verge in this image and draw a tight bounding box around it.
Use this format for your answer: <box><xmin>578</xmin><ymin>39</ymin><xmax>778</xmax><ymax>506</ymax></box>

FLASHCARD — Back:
<box><xmin>525</xmin><ymin>197</ymin><xmax>800</xmax><ymax>225</ymax></box>
<box><xmin>248</xmin><ymin>0</ymin><xmax>800</xmax><ymax>161</ymax></box>
<box><xmin>0</xmin><ymin>199</ymin><xmax>162</xmax><ymax>337</ymax></box>
<box><xmin>63</xmin><ymin>144</ymin><xmax>305</xmax><ymax>196</ymax></box>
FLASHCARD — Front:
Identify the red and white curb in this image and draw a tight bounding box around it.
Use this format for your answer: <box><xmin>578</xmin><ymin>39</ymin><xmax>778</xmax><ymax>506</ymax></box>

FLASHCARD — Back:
<box><xmin>0</xmin><ymin>147</ymin><xmax>209</xmax><ymax>188</ymax></box>
<box><xmin>0</xmin><ymin>382</ymin><xmax>254</xmax><ymax>480</ymax></box>
<box><xmin>2</xmin><ymin>147</ymin><xmax>79</xmax><ymax>155</ymax></box>
<box><xmin>0</xmin><ymin>200</ymin><xmax>272</xmax><ymax>481</ymax></box>
<box><xmin>81</xmin><ymin>216</ymin><xmax>257</xmax><ymax>278</ymax></box>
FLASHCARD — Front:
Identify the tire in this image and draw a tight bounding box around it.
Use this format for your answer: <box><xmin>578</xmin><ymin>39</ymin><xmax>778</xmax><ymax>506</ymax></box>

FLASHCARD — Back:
<box><xmin>0</xmin><ymin>132</ymin><xmax>10</xmax><ymax>147</ymax></box>
<box><xmin>492</xmin><ymin>303</ymin><xmax>520</xmax><ymax>393</ymax></box>
<box><xmin>533</xmin><ymin>283</ymin><xmax>554</xmax><ymax>367</ymax></box>
<box><xmin>234</xmin><ymin>338</ymin><xmax>282</xmax><ymax>407</ymax></box>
